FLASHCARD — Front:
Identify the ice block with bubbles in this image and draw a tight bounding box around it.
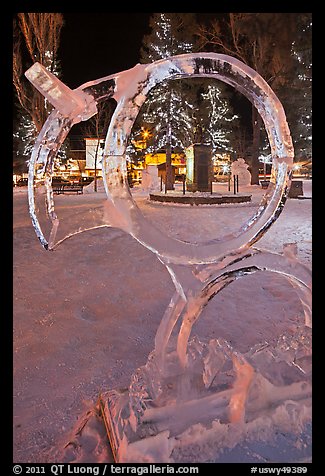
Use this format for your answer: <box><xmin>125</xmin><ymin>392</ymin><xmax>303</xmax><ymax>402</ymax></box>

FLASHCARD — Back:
<box><xmin>25</xmin><ymin>62</ymin><xmax>97</xmax><ymax>121</ymax></box>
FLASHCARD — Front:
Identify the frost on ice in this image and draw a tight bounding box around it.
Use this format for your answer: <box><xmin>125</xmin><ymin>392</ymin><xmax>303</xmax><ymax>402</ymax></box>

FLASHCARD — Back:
<box><xmin>25</xmin><ymin>53</ymin><xmax>311</xmax><ymax>463</ymax></box>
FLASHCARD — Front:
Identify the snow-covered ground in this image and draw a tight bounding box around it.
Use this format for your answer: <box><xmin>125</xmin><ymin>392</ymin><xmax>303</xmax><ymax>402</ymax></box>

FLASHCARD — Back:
<box><xmin>13</xmin><ymin>180</ymin><xmax>312</xmax><ymax>463</ymax></box>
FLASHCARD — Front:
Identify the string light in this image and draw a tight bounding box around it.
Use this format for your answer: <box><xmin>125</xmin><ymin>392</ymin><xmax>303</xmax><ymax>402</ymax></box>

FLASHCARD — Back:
<box><xmin>129</xmin><ymin>14</ymin><xmax>238</xmax><ymax>158</ymax></box>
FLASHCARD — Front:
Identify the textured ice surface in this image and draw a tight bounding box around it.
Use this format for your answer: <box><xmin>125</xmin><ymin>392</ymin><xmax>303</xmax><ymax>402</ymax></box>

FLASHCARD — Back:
<box><xmin>25</xmin><ymin>53</ymin><xmax>293</xmax><ymax>261</ymax></box>
<box><xmin>25</xmin><ymin>63</ymin><xmax>97</xmax><ymax>121</ymax></box>
<box><xmin>105</xmin><ymin>328</ymin><xmax>311</xmax><ymax>462</ymax></box>
<box><xmin>25</xmin><ymin>53</ymin><xmax>311</xmax><ymax>463</ymax></box>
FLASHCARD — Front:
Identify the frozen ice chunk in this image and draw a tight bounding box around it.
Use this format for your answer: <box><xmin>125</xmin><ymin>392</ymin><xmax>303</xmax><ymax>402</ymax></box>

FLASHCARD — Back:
<box><xmin>247</xmin><ymin>326</ymin><xmax>312</xmax><ymax>386</ymax></box>
<box><xmin>25</xmin><ymin>62</ymin><xmax>97</xmax><ymax>121</ymax></box>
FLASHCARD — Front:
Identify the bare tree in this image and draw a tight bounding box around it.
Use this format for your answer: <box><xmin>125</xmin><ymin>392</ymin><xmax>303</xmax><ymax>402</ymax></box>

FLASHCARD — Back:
<box><xmin>82</xmin><ymin>100</ymin><xmax>115</xmax><ymax>192</ymax></box>
<box><xmin>13</xmin><ymin>13</ymin><xmax>64</xmax><ymax>133</ymax></box>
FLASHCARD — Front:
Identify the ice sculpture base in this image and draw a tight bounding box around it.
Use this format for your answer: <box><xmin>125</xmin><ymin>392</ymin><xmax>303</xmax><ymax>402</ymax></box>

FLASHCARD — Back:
<box><xmin>100</xmin><ymin>391</ymin><xmax>312</xmax><ymax>464</ymax></box>
<box><xmin>100</xmin><ymin>390</ymin><xmax>175</xmax><ymax>463</ymax></box>
<box><xmin>100</xmin><ymin>334</ymin><xmax>311</xmax><ymax>463</ymax></box>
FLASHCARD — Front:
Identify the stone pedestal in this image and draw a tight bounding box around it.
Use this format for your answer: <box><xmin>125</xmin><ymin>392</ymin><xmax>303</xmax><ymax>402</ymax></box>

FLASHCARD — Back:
<box><xmin>185</xmin><ymin>144</ymin><xmax>213</xmax><ymax>192</ymax></box>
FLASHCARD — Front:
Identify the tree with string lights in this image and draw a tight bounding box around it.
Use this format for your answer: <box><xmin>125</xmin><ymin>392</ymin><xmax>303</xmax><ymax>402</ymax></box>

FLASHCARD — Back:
<box><xmin>192</xmin><ymin>82</ymin><xmax>238</xmax><ymax>154</ymax></box>
<box><xmin>131</xmin><ymin>13</ymin><xmax>238</xmax><ymax>188</ymax></box>
<box><xmin>197</xmin><ymin>13</ymin><xmax>307</xmax><ymax>184</ymax></box>
<box><xmin>137</xmin><ymin>13</ymin><xmax>196</xmax><ymax>190</ymax></box>
<box><xmin>285</xmin><ymin>14</ymin><xmax>312</xmax><ymax>160</ymax></box>
<box><xmin>254</xmin><ymin>14</ymin><xmax>312</xmax><ymax>164</ymax></box>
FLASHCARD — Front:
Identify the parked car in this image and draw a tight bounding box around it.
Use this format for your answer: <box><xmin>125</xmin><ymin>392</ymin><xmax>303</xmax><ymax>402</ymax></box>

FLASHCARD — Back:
<box><xmin>16</xmin><ymin>178</ymin><xmax>28</xmax><ymax>186</ymax></box>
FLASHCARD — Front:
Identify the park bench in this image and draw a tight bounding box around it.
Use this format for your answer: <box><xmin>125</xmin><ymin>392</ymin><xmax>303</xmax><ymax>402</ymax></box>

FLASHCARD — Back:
<box><xmin>52</xmin><ymin>183</ymin><xmax>83</xmax><ymax>195</ymax></box>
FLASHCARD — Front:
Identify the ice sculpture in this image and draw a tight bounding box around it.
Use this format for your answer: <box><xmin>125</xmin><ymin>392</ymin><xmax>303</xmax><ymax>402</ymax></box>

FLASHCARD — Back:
<box><xmin>141</xmin><ymin>165</ymin><xmax>160</xmax><ymax>192</ymax></box>
<box><xmin>231</xmin><ymin>157</ymin><xmax>251</xmax><ymax>186</ymax></box>
<box><xmin>25</xmin><ymin>53</ymin><xmax>311</xmax><ymax>463</ymax></box>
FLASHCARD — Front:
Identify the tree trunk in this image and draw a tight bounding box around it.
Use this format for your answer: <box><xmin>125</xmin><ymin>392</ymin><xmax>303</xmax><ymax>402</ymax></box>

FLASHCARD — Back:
<box><xmin>94</xmin><ymin>140</ymin><xmax>100</xmax><ymax>192</ymax></box>
<box><xmin>165</xmin><ymin>122</ymin><xmax>174</xmax><ymax>190</ymax></box>
<box><xmin>251</xmin><ymin>106</ymin><xmax>262</xmax><ymax>185</ymax></box>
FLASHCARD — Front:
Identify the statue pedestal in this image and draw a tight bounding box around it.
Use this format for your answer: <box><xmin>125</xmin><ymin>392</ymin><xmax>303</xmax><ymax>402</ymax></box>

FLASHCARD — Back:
<box><xmin>185</xmin><ymin>144</ymin><xmax>213</xmax><ymax>192</ymax></box>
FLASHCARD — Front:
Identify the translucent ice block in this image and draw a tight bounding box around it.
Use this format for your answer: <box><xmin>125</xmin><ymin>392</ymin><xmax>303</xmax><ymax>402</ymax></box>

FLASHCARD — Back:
<box><xmin>25</xmin><ymin>62</ymin><xmax>97</xmax><ymax>121</ymax></box>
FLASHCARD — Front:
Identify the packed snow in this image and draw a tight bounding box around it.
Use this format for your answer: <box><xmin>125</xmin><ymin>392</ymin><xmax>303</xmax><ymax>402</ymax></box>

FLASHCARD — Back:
<box><xmin>13</xmin><ymin>180</ymin><xmax>311</xmax><ymax>463</ymax></box>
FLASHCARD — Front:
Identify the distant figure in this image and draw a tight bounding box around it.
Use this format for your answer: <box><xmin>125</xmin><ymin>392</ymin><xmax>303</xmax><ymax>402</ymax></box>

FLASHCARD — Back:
<box><xmin>231</xmin><ymin>158</ymin><xmax>251</xmax><ymax>186</ymax></box>
<box><xmin>194</xmin><ymin>125</ymin><xmax>203</xmax><ymax>143</ymax></box>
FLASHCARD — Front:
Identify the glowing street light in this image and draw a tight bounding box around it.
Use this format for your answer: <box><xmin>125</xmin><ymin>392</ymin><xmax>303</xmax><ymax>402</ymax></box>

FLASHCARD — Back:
<box><xmin>141</xmin><ymin>127</ymin><xmax>151</xmax><ymax>140</ymax></box>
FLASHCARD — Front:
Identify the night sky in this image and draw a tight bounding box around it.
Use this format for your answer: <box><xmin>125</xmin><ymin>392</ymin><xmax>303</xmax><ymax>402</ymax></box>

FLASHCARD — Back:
<box><xmin>59</xmin><ymin>13</ymin><xmax>226</xmax><ymax>86</ymax></box>
<box><xmin>58</xmin><ymin>13</ymin><xmax>251</xmax><ymax>128</ymax></box>
<box><xmin>59</xmin><ymin>13</ymin><xmax>152</xmax><ymax>88</ymax></box>
<box><xmin>12</xmin><ymin>13</ymin><xmax>252</xmax><ymax>133</ymax></box>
